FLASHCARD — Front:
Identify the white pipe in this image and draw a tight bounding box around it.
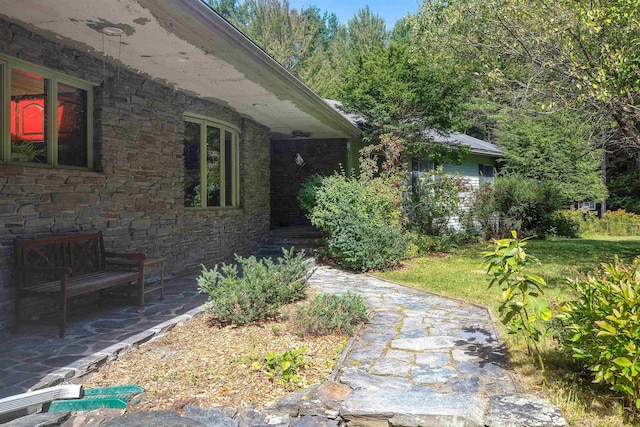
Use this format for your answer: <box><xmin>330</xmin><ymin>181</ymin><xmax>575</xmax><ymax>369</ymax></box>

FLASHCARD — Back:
<box><xmin>0</xmin><ymin>385</ymin><xmax>83</xmax><ymax>416</ymax></box>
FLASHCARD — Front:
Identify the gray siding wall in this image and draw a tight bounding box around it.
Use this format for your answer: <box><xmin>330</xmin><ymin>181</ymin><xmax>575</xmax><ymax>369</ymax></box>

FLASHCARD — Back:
<box><xmin>0</xmin><ymin>18</ymin><xmax>271</xmax><ymax>328</ymax></box>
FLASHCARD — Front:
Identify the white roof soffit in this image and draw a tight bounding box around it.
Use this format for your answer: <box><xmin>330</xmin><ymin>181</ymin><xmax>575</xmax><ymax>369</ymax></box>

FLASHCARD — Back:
<box><xmin>0</xmin><ymin>0</ymin><xmax>361</xmax><ymax>140</ymax></box>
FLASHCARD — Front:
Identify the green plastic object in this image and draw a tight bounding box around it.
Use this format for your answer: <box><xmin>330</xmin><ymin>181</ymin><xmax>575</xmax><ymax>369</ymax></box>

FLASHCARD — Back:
<box><xmin>48</xmin><ymin>384</ymin><xmax>144</xmax><ymax>413</ymax></box>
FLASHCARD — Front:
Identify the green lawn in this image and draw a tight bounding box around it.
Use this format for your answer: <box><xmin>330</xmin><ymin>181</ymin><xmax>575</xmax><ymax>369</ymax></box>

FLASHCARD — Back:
<box><xmin>379</xmin><ymin>236</ymin><xmax>640</xmax><ymax>315</ymax></box>
<box><xmin>376</xmin><ymin>236</ymin><xmax>640</xmax><ymax>427</ymax></box>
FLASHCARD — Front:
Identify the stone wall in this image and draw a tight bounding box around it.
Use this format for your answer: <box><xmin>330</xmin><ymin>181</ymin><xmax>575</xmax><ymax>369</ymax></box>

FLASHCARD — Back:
<box><xmin>0</xmin><ymin>19</ymin><xmax>271</xmax><ymax>329</ymax></box>
<box><xmin>270</xmin><ymin>139</ymin><xmax>348</xmax><ymax>227</ymax></box>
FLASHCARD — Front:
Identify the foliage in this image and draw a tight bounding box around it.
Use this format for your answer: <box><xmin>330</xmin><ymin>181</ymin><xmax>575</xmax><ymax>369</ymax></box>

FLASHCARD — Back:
<box><xmin>414</xmin><ymin>0</ymin><xmax>640</xmax><ymax>149</ymax></box>
<box><xmin>546</xmin><ymin>212</ymin><xmax>582</xmax><ymax>239</ymax></box>
<box><xmin>405</xmin><ymin>166</ymin><xmax>468</xmax><ymax>236</ymax></box>
<box><xmin>558</xmin><ymin>209</ymin><xmax>640</xmax><ymax>237</ymax></box>
<box><xmin>253</xmin><ymin>346</ymin><xmax>308</xmax><ymax>385</ymax></box>
<box><xmin>309</xmin><ymin>173</ymin><xmax>407</xmax><ymax>271</ymax></box>
<box><xmin>298</xmin><ymin>173</ymin><xmax>324</xmax><ymax>214</ymax></box>
<box><xmin>491</xmin><ymin>173</ymin><xmax>565</xmax><ymax>237</ymax></box>
<box><xmin>209</xmin><ymin>0</ymin><xmax>346</xmax><ymax>97</ymax></box>
<box><xmin>598</xmin><ymin>210</ymin><xmax>640</xmax><ymax>236</ymax></box>
<box><xmin>496</xmin><ymin>111</ymin><xmax>607</xmax><ymax>204</ymax></box>
<box><xmin>295</xmin><ymin>292</ymin><xmax>369</xmax><ymax>337</ymax></box>
<box><xmin>197</xmin><ymin>247</ymin><xmax>310</xmax><ymax>324</ymax></box>
<box><xmin>464</xmin><ymin>182</ymin><xmax>501</xmax><ymax>240</ymax></box>
<box><xmin>557</xmin><ymin>210</ymin><xmax>599</xmax><ymax>236</ymax></box>
<box><xmin>337</xmin><ymin>39</ymin><xmax>467</xmax><ymax>153</ymax></box>
<box><xmin>482</xmin><ymin>231</ymin><xmax>552</xmax><ymax>377</ymax></box>
<box><xmin>560</xmin><ymin>257</ymin><xmax>640</xmax><ymax>411</ymax></box>
<box><xmin>607</xmin><ymin>149</ymin><xmax>640</xmax><ymax>214</ymax></box>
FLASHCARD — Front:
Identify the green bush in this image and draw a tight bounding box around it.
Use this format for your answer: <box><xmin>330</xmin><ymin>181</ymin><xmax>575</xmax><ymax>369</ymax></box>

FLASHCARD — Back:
<box><xmin>298</xmin><ymin>174</ymin><xmax>325</xmax><ymax>215</ymax></box>
<box><xmin>559</xmin><ymin>257</ymin><xmax>640</xmax><ymax>411</ymax></box>
<box><xmin>295</xmin><ymin>292</ymin><xmax>369</xmax><ymax>337</ymax></box>
<box><xmin>556</xmin><ymin>209</ymin><xmax>640</xmax><ymax>237</ymax></box>
<box><xmin>310</xmin><ymin>173</ymin><xmax>407</xmax><ymax>271</ymax></box>
<box><xmin>465</xmin><ymin>182</ymin><xmax>502</xmax><ymax>239</ymax></box>
<box><xmin>491</xmin><ymin>173</ymin><xmax>565</xmax><ymax>237</ymax></box>
<box><xmin>547</xmin><ymin>211</ymin><xmax>581</xmax><ymax>238</ymax></box>
<box><xmin>197</xmin><ymin>248</ymin><xmax>310</xmax><ymax>324</ymax></box>
<box><xmin>597</xmin><ymin>209</ymin><xmax>640</xmax><ymax>236</ymax></box>
<box><xmin>557</xmin><ymin>209</ymin><xmax>598</xmax><ymax>235</ymax></box>
<box><xmin>405</xmin><ymin>166</ymin><xmax>468</xmax><ymax>236</ymax></box>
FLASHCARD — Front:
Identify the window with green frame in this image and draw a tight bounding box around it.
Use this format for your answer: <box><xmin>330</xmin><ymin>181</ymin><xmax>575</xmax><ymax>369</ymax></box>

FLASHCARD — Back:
<box><xmin>183</xmin><ymin>114</ymin><xmax>240</xmax><ymax>208</ymax></box>
<box><xmin>0</xmin><ymin>55</ymin><xmax>94</xmax><ymax>168</ymax></box>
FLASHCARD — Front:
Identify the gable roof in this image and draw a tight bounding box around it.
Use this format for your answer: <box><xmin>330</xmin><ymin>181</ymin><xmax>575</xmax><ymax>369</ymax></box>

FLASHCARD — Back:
<box><xmin>0</xmin><ymin>0</ymin><xmax>361</xmax><ymax>140</ymax></box>
<box><xmin>425</xmin><ymin>131</ymin><xmax>503</xmax><ymax>157</ymax></box>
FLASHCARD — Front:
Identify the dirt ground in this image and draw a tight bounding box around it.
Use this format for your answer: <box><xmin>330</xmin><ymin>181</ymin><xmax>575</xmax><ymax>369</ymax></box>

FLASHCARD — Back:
<box><xmin>81</xmin><ymin>299</ymin><xmax>347</xmax><ymax>413</ymax></box>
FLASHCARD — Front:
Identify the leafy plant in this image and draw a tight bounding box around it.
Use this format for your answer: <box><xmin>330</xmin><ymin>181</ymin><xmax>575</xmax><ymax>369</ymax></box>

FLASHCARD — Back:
<box><xmin>197</xmin><ymin>248</ymin><xmax>310</xmax><ymax>324</ymax></box>
<box><xmin>559</xmin><ymin>257</ymin><xmax>640</xmax><ymax>411</ymax></box>
<box><xmin>482</xmin><ymin>231</ymin><xmax>552</xmax><ymax>378</ymax></box>
<box><xmin>405</xmin><ymin>166</ymin><xmax>468</xmax><ymax>236</ymax></box>
<box><xmin>253</xmin><ymin>347</ymin><xmax>308</xmax><ymax>385</ymax></box>
<box><xmin>310</xmin><ymin>173</ymin><xmax>407</xmax><ymax>271</ymax></box>
<box><xmin>298</xmin><ymin>174</ymin><xmax>325</xmax><ymax>215</ymax></box>
<box><xmin>295</xmin><ymin>292</ymin><xmax>369</xmax><ymax>336</ymax></box>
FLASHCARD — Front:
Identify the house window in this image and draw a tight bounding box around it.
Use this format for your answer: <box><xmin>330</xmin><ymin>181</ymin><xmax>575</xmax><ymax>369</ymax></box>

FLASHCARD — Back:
<box><xmin>183</xmin><ymin>114</ymin><xmax>239</xmax><ymax>208</ymax></box>
<box><xmin>479</xmin><ymin>164</ymin><xmax>494</xmax><ymax>183</ymax></box>
<box><xmin>0</xmin><ymin>55</ymin><xmax>93</xmax><ymax>168</ymax></box>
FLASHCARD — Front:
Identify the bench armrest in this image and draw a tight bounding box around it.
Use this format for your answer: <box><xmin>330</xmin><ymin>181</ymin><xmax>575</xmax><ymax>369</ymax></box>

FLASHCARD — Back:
<box><xmin>15</xmin><ymin>266</ymin><xmax>72</xmax><ymax>275</ymax></box>
<box><xmin>104</xmin><ymin>252</ymin><xmax>147</xmax><ymax>262</ymax></box>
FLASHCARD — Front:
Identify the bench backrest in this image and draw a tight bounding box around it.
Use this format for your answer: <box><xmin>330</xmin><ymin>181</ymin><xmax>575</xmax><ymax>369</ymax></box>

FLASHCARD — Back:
<box><xmin>14</xmin><ymin>232</ymin><xmax>107</xmax><ymax>285</ymax></box>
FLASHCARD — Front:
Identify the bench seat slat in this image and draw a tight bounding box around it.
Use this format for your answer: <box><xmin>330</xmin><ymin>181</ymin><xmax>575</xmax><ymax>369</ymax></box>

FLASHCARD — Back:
<box><xmin>19</xmin><ymin>271</ymin><xmax>140</xmax><ymax>297</ymax></box>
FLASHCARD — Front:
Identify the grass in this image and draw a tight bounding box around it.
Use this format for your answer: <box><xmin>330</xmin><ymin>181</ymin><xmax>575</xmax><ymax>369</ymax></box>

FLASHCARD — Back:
<box><xmin>377</xmin><ymin>235</ymin><xmax>640</xmax><ymax>427</ymax></box>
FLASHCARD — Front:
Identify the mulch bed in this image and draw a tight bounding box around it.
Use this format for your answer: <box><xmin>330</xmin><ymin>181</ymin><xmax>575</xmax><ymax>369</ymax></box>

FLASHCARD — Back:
<box><xmin>81</xmin><ymin>297</ymin><xmax>347</xmax><ymax>413</ymax></box>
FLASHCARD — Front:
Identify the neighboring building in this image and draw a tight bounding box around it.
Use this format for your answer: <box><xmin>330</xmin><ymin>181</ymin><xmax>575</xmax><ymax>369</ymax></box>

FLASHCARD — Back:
<box><xmin>0</xmin><ymin>1</ymin><xmax>361</xmax><ymax>329</ymax></box>
<box><xmin>410</xmin><ymin>131</ymin><xmax>503</xmax><ymax>230</ymax></box>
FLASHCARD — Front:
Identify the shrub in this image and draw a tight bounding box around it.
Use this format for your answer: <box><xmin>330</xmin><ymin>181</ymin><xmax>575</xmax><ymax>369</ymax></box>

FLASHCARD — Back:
<box><xmin>405</xmin><ymin>166</ymin><xmax>468</xmax><ymax>236</ymax></box>
<box><xmin>310</xmin><ymin>173</ymin><xmax>407</xmax><ymax>271</ymax></box>
<box><xmin>197</xmin><ymin>248</ymin><xmax>310</xmax><ymax>324</ymax></box>
<box><xmin>295</xmin><ymin>292</ymin><xmax>369</xmax><ymax>337</ymax></box>
<box><xmin>557</xmin><ymin>209</ymin><xmax>598</xmax><ymax>235</ymax></box>
<box><xmin>546</xmin><ymin>211</ymin><xmax>581</xmax><ymax>238</ymax></box>
<box><xmin>559</xmin><ymin>257</ymin><xmax>640</xmax><ymax>411</ymax></box>
<box><xmin>464</xmin><ymin>182</ymin><xmax>502</xmax><ymax>239</ymax></box>
<box><xmin>597</xmin><ymin>209</ymin><xmax>640</xmax><ymax>236</ymax></box>
<box><xmin>298</xmin><ymin>174</ymin><xmax>325</xmax><ymax>215</ymax></box>
<box><xmin>491</xmin><ymin>173</ymin><xmax>565</xmax><ymax>237</ymax></box>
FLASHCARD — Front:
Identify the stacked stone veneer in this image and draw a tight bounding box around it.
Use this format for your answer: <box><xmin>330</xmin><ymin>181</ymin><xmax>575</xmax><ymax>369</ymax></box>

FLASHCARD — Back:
<box><xmin>270</xmin><ymin>139</ymin><xmax>348</xmax><ymax>227</ymax></box>
<box><xmin>0</xmin><ymin>19</ymin><xmax>271</xmax><ymax>328</ymax></box>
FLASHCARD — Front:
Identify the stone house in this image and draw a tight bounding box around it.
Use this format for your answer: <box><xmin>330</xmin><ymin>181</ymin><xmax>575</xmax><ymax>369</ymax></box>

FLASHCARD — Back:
<box><xmin>0</xmin><ymin>1</ymin><xmax>361</xmax><ymax>329</ymax></box>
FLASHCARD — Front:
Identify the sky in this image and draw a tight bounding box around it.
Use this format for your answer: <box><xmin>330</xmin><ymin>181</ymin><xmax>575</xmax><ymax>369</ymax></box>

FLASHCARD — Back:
<box><xmin>287</xmin><ymin>0</ymin><xmax>421</xmax><ymax>27</ymax></box>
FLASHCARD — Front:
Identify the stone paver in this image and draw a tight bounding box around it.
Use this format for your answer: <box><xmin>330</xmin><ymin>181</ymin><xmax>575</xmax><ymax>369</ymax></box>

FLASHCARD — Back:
<box><xmin>306</xmin><ymin>266</ymin><xmax>566</xmax><ymax>427</ymax></box>
<box><xmin>0</xmin><ymin>275</ymin><xmax>206</xmax><ymax>399</ymax></box>
<box><xmin>1</xmin><ymin>252</ymin><xmax>566</xmax><ymax>426</ymax></box>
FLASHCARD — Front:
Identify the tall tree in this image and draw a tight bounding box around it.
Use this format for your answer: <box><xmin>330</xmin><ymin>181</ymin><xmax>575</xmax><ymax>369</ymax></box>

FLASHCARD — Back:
<box><xmin>497</xmin><ymin>110</ymin><xmax>607</xmax><ymax>203</ymax></box>
<box><xmin>414</xmin><ymin>0</ymin><xmax>640</xmax><ymax>149</ymax></box>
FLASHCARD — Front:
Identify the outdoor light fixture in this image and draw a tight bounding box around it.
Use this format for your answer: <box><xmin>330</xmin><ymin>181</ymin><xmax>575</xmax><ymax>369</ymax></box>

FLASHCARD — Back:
<box><xmin>102</xmin><ymin>27</ymin><xmax>125</xmax><ymax>36</ymax></box>
<box><xmin>295</xmin><ymin>153</ymin><xmax>306</xmax><ymax>167</ymax></box>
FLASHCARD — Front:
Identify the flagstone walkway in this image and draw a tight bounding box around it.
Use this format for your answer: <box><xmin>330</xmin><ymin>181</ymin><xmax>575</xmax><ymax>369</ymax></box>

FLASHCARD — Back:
<box><xmin>307</xmin><ymin>266</ymin><xmax>566</xmax><ymax>427</ymax></box>
<box><xmin>1</xmin><ymin>261</ymin><xmax>566</xmax><ymax>426</ymax></box>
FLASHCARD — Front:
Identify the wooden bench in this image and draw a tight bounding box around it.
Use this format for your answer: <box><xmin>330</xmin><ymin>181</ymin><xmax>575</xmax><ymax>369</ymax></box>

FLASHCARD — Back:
<box><xmin>13</xmin><ymin>232</ymin><xmax>146</xmax><ymax>337</ymax></box>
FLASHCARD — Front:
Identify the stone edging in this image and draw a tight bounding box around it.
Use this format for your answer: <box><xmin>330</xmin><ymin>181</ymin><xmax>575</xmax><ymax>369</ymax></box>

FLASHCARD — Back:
<box><xmin>30</xmin><ymin>306</ymin><xmax>206</xmax><ymax>392</ymax></box>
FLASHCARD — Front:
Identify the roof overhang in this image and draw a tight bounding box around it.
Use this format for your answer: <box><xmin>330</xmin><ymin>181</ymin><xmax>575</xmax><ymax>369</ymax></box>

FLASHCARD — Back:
<box><xmin>0</xmin><ymin>0</ymin><xmax>362</xmax><ymax>140</ymax></box>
